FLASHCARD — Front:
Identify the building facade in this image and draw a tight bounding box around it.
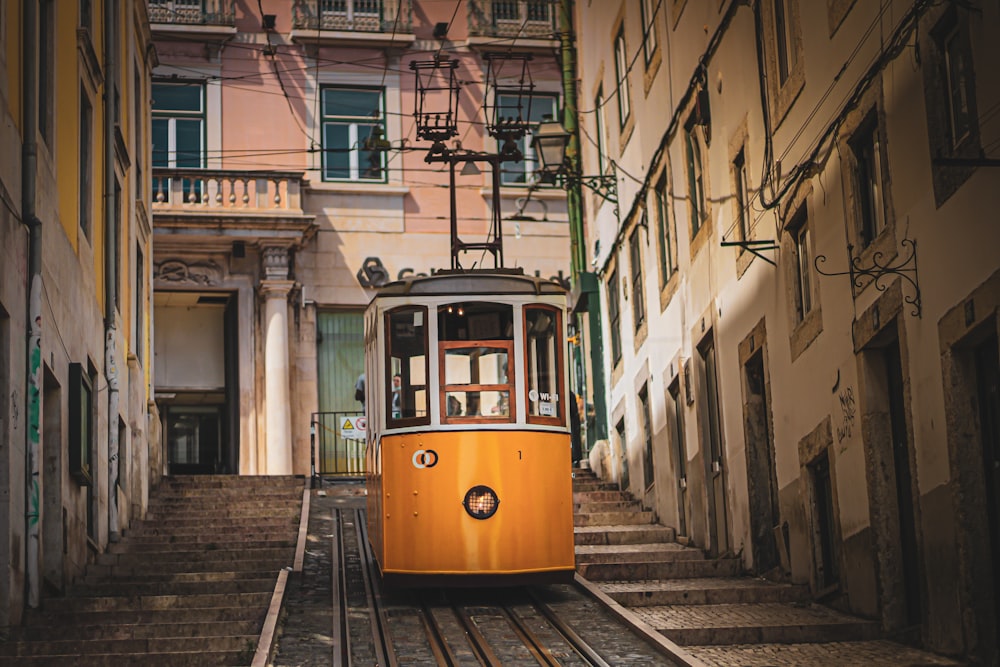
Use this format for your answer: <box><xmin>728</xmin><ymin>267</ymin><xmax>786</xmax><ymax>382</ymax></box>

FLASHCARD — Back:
<box><xmin>148</xmin><ymin>0</ymin><xmax>570</xmax><ymax>478</ymax></box>
<box><xmin>0</xmin><ymin>0</ymin><xmax>157</xmax><ymax>628</ymax></box>
<box><xmin>575</xmin><ymin>0</ymin><xmax>999</xmax><ymax>661</ymax></box>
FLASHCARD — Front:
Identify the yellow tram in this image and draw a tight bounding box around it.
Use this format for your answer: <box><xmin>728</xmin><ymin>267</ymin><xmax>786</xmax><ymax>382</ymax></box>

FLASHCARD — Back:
<box><xmin>364</xmin><ymin>269</ymin><xmax>576</xmax><ymax>587</ymax></box>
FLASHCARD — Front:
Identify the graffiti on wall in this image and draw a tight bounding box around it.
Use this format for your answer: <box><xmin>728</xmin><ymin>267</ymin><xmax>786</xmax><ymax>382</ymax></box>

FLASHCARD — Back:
<box><xmin>836</xmin><ymin>386</ymin><xmax>856</xmax><ymax>443</ymax></box>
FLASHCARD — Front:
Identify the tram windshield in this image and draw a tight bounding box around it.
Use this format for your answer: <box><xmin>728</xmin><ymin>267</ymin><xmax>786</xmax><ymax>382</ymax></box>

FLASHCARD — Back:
<box><xmin>525</xmin><ymin>305</ymin><xmax>563</xmax><ymax>423</ymax></box>
<box><xmin>386</xmin><ymin>307</ymin><xmax>428</xmax><ymax>424</ymax></box>
<box><xmin>438</xmin><ymin>302</ymin><xmax>514</xmax><ymax>421</ymax></box>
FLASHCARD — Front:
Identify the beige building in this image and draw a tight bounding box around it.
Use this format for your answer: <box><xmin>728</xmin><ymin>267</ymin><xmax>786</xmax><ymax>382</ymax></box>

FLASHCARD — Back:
<box><xmin>575</xmin><ymin>0</ymin><xmax>999</xmax><ymax>661</ymax></box>
<box><xmin>148</xmin><ymin>0</ymin><xmax>570</xmax><ymax>478</ymax></box>
<box><xmin>0</xmin><ymin>0</ymin><xmax>157</xmax><ymax>628</ymax></box>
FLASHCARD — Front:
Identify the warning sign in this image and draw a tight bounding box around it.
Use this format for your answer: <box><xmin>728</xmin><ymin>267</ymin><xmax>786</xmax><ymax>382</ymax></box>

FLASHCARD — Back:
<box><xmin>340</xmin><ymin>415</ymin><xmax>366</xmax><ymax>440</ymax></box>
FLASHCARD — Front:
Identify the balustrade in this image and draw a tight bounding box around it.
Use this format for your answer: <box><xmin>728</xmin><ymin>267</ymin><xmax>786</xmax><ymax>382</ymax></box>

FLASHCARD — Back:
<box><xmin>468</xmin><ymin>0</ymin><xmax>556</xmax><ymax>39</ymax></box>
<box><xmin>292</xmin><ymin>0</ymin><xmax>412</xmax><ymax>33</ymax></box>
<box><xmin>147</xmin><ymin>0</ymin><xmax>236</xmax><ymax>25</ymax></box>
<box><xmin>151</xmin><ymin>169</ymin><xmax>304</xmax><ymax>214</ymax></box>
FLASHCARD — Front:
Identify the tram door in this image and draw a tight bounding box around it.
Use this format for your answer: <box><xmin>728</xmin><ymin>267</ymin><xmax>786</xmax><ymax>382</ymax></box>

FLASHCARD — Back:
<box><xmin>316</xmin><ymin>311</ymin><xmax>366</xmax><ymax>474</ymax></box>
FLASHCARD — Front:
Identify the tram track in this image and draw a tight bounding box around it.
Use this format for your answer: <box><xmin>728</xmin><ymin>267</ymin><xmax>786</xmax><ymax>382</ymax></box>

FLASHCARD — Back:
<box><xmin>328</xmin><ymin>505</ymin><xmax>667</xmax><ymax>666</ymax></box>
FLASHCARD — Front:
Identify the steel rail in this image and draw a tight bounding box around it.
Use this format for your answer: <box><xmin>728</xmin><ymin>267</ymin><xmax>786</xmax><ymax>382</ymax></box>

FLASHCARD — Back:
<box><xmin>527</xmin><ymin>587</ymin><xmax>613</xmax><ymax>667</ymax></box>
<box><xmin>356</xmin><ymin>508</ymin><xmax>398</xmax><ymax>667</ymax></box>
<box><xmin>331</xmin><ymin>509</ymin><xmax>351</xmax><ymax>667</ymax></box>
<box><xmin>416</xmin><ymin>595</ymin><xmax>462</xmax><ymax>667</ymax></box>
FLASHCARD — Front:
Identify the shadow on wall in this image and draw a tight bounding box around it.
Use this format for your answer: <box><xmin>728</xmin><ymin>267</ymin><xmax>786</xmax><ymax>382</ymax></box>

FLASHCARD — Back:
<box><xmin>588</xmin><ymin>439</ymin><xmax>615</xmax><ymax>481</ymax></box>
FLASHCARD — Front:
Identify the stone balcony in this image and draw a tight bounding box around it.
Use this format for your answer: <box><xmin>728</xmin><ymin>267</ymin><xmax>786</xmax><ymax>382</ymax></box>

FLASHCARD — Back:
<box><xmin>147</xmin><ymin>0</ymin><xmax>237</xmax><ymax>40</ymax></box>
<box><xmin>290</xmin><ymin>0</ymin><xmax>416</xmax><ymax>48</ymax></box>
<box><xmin>151</xmin><ymin>168</ymin><xmax>317</xmax><ymax>253</ymax></box>
<box><xmin>467</xmin><ymin>0</ymin><xmax>558</xmax><ymax>50</ymax></box>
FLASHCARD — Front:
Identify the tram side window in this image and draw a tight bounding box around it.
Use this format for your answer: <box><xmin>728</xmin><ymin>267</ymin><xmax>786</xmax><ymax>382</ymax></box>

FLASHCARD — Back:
<box><xmin>439</xmin><ymin>302</ymin><xmax>514</xmax><ymax>421</ymax></box>
<box><xmin>386</xmin><ymin>307</ymin><xmax>429</xmax><ymax>425</ymax></box>
<box><xmin>525</xmin><ymin>306</ymin><xmax>563</xmax><ymax>424</ymax></box>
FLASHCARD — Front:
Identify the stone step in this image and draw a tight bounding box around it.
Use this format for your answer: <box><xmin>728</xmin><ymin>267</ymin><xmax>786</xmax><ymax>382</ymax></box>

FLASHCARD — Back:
<box><xmin>142</xmin><ymin>507</ymin><xmax>300</xmax><ymax>521</ymax></box>
<box><xmin>86</xmin><ymin>558</ymin><xmax>289</xmax><ymax>577</ymax></box>
<box><xmin>574</xmin><ymin>510</ymin><xmax>658</xmax><ymax>526</ymax></box>
<box><xmin>598</xmin><ymin>578</ymin><xmax>812</xmax><ymax>606</ymax></box>
<box><xmin>571</xmin><ymin>481</ymin><xmax>621</xmax><ymax>492</ymax></box>
<box><xmin>96</xmin><ymin>546</ymin><xmax>292</xmax><ymax>566</ymax></box>
<box><xmin>578</xmin><ymin>557</ymin><xmax>742</xmax><ymax>581</ymax></box>
<box><xmin>574</xmin><ymin>500</ymin><xmax>642</xmax><ymax>513</ymax></box>
<box><xmin>69</xmin><ymin>576</ymin><xmax>276</xmax><ymax>598</ymax></box>
<box><xmin>108</xmin><ymin>536</ymin><xmax>295</xmax><ymax>553</ymax></box>
<box><xmin>0</xmin><ymin>634</ymin><xmax>258</xmax><ymax>657</ymax></box>
<box><xmin>575</xmin><ymin>542</ymin><xmax>704</xmax><ymax>564</ymax></box>
<box><xmin>23</xmin><ymin>605</ymin><xmax>263</xmax><ymax>628</ymax></box>
<box><xmin>574</xmin><ymin>524</ymin><xmax>677</xmax><ymax>545</ymax></box>
<box><xmin>0</xmin><ymin>649</ymin><xmax>252</xmax><ymax>666</ymax></box>
<box><xmin>14</xmin><ymin>619</ymin><xmax>259</xmax><ymax>642</ymax></box>
<box><xmin>131</xmin><ymin>516</ymin><xmax>298</xmax><ymax>530</ymax></box>
<box><xmin>45</xmin><ymin>591</ymin><xmax>272</xmax><ymax>614</ymax></box>
<box><xmin>572</xmin><ymin>490</ymin><xmax>627</xmax><ymax>503</ymax></box>
<box><xmin>686</xmin><ymin>640</ymin><xmax>963</xmax><ymax>665</ymax></box>
<box><xmin>630</xmin><ymin>602</ymin><xmax>881</xmax><ymax>646</ymax></box>
<box><xmin>83</xmin><ymin>569</ymin><xmax>280</xmax><ymax>586</ymax></box>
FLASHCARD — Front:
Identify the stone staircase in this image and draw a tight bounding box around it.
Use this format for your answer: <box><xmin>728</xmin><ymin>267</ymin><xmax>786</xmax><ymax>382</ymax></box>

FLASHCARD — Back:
<box><xmin>572</xmin><ymin>468</ymin><xmax>958</xmax><ymax>666</ymax></box>
<box><xmin>1</xmin><ymin>475</ymin><xmax>304</xmax><ymax>666</ymax></box>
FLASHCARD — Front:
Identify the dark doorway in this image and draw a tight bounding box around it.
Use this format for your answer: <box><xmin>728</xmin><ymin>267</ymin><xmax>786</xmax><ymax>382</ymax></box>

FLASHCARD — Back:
<box><xmin>700</xmin><ymin>335</ymin><xmax>729</xmax><ymax>557</ymax></box>
<box><xmin>884</xmin><ymin>338</ymin><xmax>922</xmax><ymax>629</ymax></box>
<box><xmin>744</xmin><ymin>349</ymin><xmax>781</xmax><ymax>574</ymax></box>
<box><xmin>974</xmin><ymin>334</ymin><xmax>1000</xmax><ymax>639</ymax></box>
<box><xmin>669</xmin><ymin>381</ymin><xmax>688</xmax><ymax>538</ymax></box>
<box><xmin>166</xmin><ymin>405</ymin><xmax>223</xmax><ymax>474</ymax></box>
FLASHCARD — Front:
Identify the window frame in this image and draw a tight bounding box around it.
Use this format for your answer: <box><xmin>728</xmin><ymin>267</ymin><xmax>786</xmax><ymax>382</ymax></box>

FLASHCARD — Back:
<box><xmin>384</xmin><ymin>305</ymin><xmax>430</xmax><ymax>428</ymax></box>
<box><xmin>629</xmin><ymin>224</ymin><xmax>645</xmax><ymax>331</ymax></box>
<box><xmin>640</xmin><ymin>0</ymin><xmax>659</xmax><ymax>66</ymax></box>
<box><xmin>440</xmin><ymin>340</ymin><xmax>516</xmax><ymax>424</ymax></box>
<box><xmin>594</xmin><ymin>85</ymin><xmax>608</xmax><ymax>176</ymax></box>
<box><xmin>685</xmin><ymin>123</ymin><xmax>708</xmax><ymax>237</ymax></box>
<box><xmin>522</xmin><ymin>304</ymin><xmax>565</xmax><ymax>427</ymax></box>
<box><xmin>654</xmin><ymin>174</ymin><xmax>675</xmax><ymax>288</ymax></box>
<box><xmin>787</xmin><ymin>206</ymin><xmax>813</xmax><ymax>323</ymax></box>
<box><xmin>613</xmin><ymin>25</ymin><xmax>631</xmax><ymax>129</ymax></box>
<box><xmin>849</xmin><ymin>111</ymin><xmax>888</xmax><ymax>249</ymax></box>
<box><xmin>498</xmin><ymin>90</ymin><xmax>559</xmax><ymax>186</ymax></box>
<box><xmin>607</xmin><ymin>268</ymin><xmax>622</xmax><ymax>367</ymax></box>
<box><xmin>151</xmin><ymin>80</ymin><xmax>206</xmax><ymax>177</ymax></box>
<box><xmin>79</xmin><ymin>84</ymin><xmax>94</xmax><ymax>239</ymax></box>
<box><xmin>733</xmin><ymin>147</ymin><xmax>750</xmax><ymax>243</ymax></box>
<box><xmin>320</xmin><ymin>85</ymin><xmax>387</xmax><ymax>183</ymax></box>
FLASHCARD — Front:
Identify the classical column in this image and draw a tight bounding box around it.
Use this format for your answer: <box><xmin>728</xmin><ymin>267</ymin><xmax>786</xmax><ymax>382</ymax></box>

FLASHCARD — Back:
<box><xmin>260</xmin><ymin>246</ymin><xmax>295</xmax><ymax>475</ymax></box>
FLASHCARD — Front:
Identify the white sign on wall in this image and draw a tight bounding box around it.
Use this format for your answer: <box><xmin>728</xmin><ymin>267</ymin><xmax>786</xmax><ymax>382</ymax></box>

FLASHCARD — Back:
<box><xmin>340</xmin><ymin>415</ymin><xmax>367</xmax><ymax>440</ymax></box>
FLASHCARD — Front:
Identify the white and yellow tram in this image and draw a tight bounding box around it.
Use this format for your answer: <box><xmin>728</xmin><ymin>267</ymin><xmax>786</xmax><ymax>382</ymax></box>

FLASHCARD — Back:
<box><xmin>364</xmin><ymin>269</ymin><xmax>576</xmax><ymax>586</ymax></box>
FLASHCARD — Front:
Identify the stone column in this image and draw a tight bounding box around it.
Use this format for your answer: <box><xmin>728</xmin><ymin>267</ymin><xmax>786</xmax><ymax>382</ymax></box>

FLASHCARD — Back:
<box><xmin>260</xmin><ymin>246</ymin><xmax>295</xmax><ymax>475</ymax></box>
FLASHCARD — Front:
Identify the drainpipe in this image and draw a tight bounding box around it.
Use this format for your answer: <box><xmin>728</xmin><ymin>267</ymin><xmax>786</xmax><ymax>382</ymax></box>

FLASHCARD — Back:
<box><xmin>22</xmin><ymin>0</ymin><xmax>43</xmax><ymax>610</ymax></box>
<box><xmin>558</xmin><ymin>0</ymin><xmax>607</xmax><ymax>451</ymax></box>
<box><xmin>104</xmin><ymin>0</ymin><xmax>121</xmax><ymax>543</ymax></box>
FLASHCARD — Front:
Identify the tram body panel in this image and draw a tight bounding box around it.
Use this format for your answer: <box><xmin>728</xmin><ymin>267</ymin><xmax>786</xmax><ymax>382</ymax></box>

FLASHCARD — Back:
<box><xmin>375</xmin><ymin>429</ymin><xmax>574</xmax><ymax>579</ymax></box>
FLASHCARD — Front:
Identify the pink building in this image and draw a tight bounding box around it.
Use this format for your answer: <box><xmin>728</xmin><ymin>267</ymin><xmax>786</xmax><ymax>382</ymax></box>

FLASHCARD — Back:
<box><xmin>149</xmin><ymin>0</ymin><xmax>570</xmax><ymax>477</ymax></box>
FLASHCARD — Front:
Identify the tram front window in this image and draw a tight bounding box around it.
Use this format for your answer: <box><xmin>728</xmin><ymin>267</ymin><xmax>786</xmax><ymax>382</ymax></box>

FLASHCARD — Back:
<box><xmin>525</xmin><ymin>306</ymin><xmax>563</xmax><ymax>424</ymax></box>
<box><xmin>439</xmin><ymin>302</ymin><xmax>514</xmax><ymax>422</ymax></box>
<box><xmin>387</xmin><ymin>307</ymin><xmax>428</xmax><ymax>424</ymax></box>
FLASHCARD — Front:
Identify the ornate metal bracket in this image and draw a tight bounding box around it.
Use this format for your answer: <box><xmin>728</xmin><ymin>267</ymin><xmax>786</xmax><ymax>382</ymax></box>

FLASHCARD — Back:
<box><xmin>565</xmin><ymin>173</ymin><xmax>618</xmax><ymax>206</ymax></box>
<box><xmin>814</xmin><ymin>237</ymin><xmax>922</xmax><ymax>317</ymax></box>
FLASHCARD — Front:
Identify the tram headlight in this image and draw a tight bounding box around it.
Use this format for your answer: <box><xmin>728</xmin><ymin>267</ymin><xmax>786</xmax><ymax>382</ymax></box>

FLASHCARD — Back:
<box><xmin>463</xmin><ymin>485</ymin><xmax>499</xmax><ymax>520</ymax></box>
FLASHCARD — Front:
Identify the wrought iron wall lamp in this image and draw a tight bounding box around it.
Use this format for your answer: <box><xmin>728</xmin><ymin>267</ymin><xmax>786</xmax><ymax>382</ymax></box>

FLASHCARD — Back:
<box><xmin>532</xmin><ymin>119</ymin><xmax>618</xmax><ymax>206</ymax></box>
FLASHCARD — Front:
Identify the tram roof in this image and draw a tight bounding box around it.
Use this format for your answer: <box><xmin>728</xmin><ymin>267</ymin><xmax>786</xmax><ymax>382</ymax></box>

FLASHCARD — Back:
<box><xmin>374</xmin><ymin>269</ymin><xmax>567</xmax><ymax>298</ymax></box>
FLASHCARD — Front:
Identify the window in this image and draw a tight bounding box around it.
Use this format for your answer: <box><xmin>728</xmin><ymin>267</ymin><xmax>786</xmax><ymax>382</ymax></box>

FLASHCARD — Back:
<box><xmin>774</xmin><ymin>0</ymin><xmax>797</xmax><ymax>85</ymax></box>
<box><xmin>69</xmin><ymin>363</ymin><xmax>94</xmax><ymax>485</ymax></box>
<box><xmin>80</xmin><ymin>0</ymin><xmax>92</xmax><ymax>32</ymax></box>
<box><xmin>941</xmin><ymin>26</ymin><xmax>971</xmax><ymax>148</ymax></box>
<box><xmin>135</xmin><ymin>243</ymin><xmax>144</xmax><ymax>363</ymax></box>
<box><xmin>114</xmin><ymin>180</ymin><xmax>122</xmax><ymax>313</ymax></box>
<box><xmin>654</xmin><ymin>175</ymin><xmax>675</xmax><ymax>286</ymax></box>
<box><xmin>386</xmin><ymin>307</ymin><xmax>428</xmax><ymax>425</ymax></box>
<box><xmin>594</xmin><ymin>86</ymin><xmax>608</xmax><ymax>175</ymax></box>
<box><xmin>321</xmin><ymin>87</ymin><xmax>385</xmax><ymax>182</ymax></box>
<box><xmin>629</xmin><ymin>224</ymin><xmax>645</xmax><ymax>330</ymax></box>
<box><xmin>922</xmin><ymin>7</ymin><xmax>980</xmax><ymax>206</ymax></box>
<box><xmin>152</xmin><ymin>82</ymin><xmax>205</xmax><ymax>201</ymax></box>
<box><xmin>438</xmin><ymin>302</ymin><xmax>514</xmax><ymax>422</ymax></box>
<box><xmin>640</xmin><ymin>0</ymin><xmax>659</xmax><ymax>65</ymax></box>
<box><xmin>134</xmin><ymin>66</ymin><xmax>144</xmax><ymax>202</ymax></box>
<box><xmin>640</xmin><ymin>384</ymin><xmax>653</xmax><ymax>489</ymax></box>
<box><xmin>499</xmin><ymin>92</ymin><xmax>558</xmax><ymax>185</ymax></box>
<box><xmin>685</xmin><ymin>123</ymin><xmax>707</xmax><ymax>236</ymax></box>
<box><xmin>607</xmin><ymin>269</ymin><xmax>622</xmax><ymax>366</ymax></box>
<box><xmin>39</xmin><ymin>0</ymin><xmax>54</xmax><ymax>144</ymax></box>
<box><xmin>525</xmin><ymin>305</ymin><xmax>563</xmax><ymax>424</ymax></box>
<box><xmin>79</xmin><ymin>86</ymin><xmax>93</xmax><ymax>239</ymax></box>
<box><xmin>733</xmin><ymin>148</ymin><xmax>750</xmax><ymax>243</ymax></box>
<box><xmin>849</xmin><ymin>111</ymin><xmax>886</xmax><ymax>248</ymax></box>
<box><xmin>614</xmin><ymin>26</ymin><xmax>631</xmax><ymax>128</ymax></box>
<box><xmin>788</xmin><ymin>205</ymin><xmax>812</xmax><ymax>323</ymax></box>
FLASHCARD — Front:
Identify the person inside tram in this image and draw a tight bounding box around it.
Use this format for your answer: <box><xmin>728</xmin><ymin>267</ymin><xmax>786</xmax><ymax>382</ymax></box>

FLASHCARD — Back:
<box><xmin>447</xmin><ymin>395</ymin><xmax>463</xmax><ymax>417</ymax></box>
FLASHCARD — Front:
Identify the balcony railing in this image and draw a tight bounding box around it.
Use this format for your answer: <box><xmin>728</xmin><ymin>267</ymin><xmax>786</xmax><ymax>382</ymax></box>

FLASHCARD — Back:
<box><xmin>292</xmin><ymin>0</ymin><xmax>413</xmax><ymax>33</ymax></box>
<box><xmin>152</xmin><ymin>168</ymin><xmax>304</xmax><ymax>214</ymax></box>
<box><xmin>147</xmin><ymin>0</ymin><xmax>236</xmax><ymax>26</ymax></box>
<box><xmin>468</xmin><ymin>0</ymin><xmax>556</xmax><ymax>39</ymax></box>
